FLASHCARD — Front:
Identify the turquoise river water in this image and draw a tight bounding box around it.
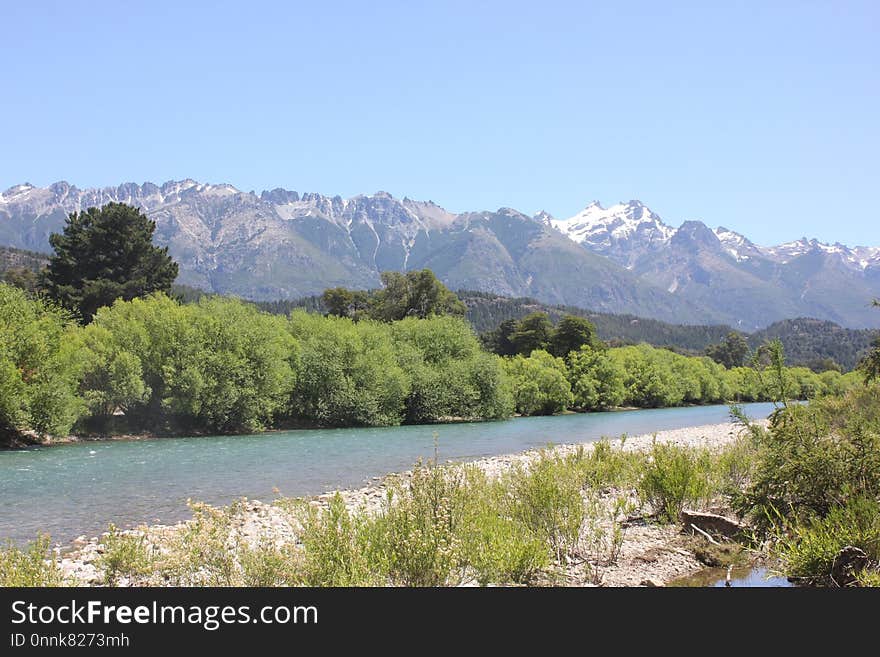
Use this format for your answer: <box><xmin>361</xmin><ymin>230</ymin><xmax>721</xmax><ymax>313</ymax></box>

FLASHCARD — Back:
<box><xmin>0</xmin><ymin>402</ymin><xmax>776</xmax><ymax>545</ymax></box>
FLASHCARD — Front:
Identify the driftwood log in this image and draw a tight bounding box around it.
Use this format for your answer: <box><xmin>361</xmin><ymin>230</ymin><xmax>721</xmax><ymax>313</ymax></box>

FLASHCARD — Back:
<box><xmin>679</xmin><ymin>510</ymin><xmax>747</xmax><ymax>542</ymax></box>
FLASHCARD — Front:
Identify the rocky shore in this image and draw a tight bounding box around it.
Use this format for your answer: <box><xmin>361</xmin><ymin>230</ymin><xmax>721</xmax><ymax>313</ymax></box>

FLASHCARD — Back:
<box><xmin>58</xmin><ymin>420</ymin><xmax>765</xmax><ymax>587</ymax></box>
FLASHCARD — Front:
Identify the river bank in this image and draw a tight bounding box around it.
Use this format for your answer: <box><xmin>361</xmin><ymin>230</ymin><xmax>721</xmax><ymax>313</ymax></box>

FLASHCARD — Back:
<box><xmin>56</xmin><ymin>419</ymin><xmax>767</xmax><ymax>587</ymax></box>
<box><xmin>0</xmin><ymin>403</ymin><xmax>748</xmax><ymax>451</ymax></box>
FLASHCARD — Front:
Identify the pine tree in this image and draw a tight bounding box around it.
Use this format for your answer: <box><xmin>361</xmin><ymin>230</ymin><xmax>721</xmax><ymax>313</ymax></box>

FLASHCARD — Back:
<box><xmin>42</xmin><ymin>203</ymin><xmax>178</xmax><ymax>323</ymax></box>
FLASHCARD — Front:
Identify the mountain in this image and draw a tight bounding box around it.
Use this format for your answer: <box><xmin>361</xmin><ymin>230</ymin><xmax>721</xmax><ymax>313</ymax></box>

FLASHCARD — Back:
<box><xmin>550</xmin><ymin>201</ymin><xmax>880</xmax><ymax>329</ymax></box>
<box><xmin>1</xmin><ymin>180</ymin><xmax>877</xmax><ymax>328</ymax></box>
<box><xmin>0</xmin><ymin>181</ymin><xmax>711</xmax><ymax>324</ymax></box>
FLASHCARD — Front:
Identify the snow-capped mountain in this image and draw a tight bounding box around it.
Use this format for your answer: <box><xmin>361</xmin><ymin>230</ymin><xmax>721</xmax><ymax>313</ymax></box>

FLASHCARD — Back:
<box><xmin>0</xmin><ymin>181</ymin><xmax>878</xmax><ymax>328</ymax></box>
<box><xmin>0</xmin><ymin>181</ymin><xmax>698</xmax><ymax>322</ymax></box>
<box><xmin>552</xmin><ymin>199</ymin><xmax>879</xmax><ymax>275</ymax></box>
<box><xmin>546</xmin><ymin>199</ymin><xmax>879</xmax><ymax>328</ymax></box>
<box><xmin>550</xmin><ymin>200</ymin><xmax>675</xmax><ymax>268</ymax></box>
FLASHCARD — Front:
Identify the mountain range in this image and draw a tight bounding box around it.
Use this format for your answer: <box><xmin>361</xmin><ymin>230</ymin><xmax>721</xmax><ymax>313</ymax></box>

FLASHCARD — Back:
<box><xmin>1</xmin><ymin>180</ymin><xmax>877</xmax><ymax>329</ymax></box>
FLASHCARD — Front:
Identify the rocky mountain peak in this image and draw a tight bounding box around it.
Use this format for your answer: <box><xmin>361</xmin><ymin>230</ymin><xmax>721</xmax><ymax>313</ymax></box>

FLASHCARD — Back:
<box><xmin>671</xmin><ymin>220</ymin><xmax>721</xmax><ymax>249</ymax></box>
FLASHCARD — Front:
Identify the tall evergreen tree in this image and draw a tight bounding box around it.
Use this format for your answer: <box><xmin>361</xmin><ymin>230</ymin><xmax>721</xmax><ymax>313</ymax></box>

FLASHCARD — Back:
<box><xmin>42</xmin><ymin>203</ymin><xmax>178</xmax><ymax>323</ymax></box>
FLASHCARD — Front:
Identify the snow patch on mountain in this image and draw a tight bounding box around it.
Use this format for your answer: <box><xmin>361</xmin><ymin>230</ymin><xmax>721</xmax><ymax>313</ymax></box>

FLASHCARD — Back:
<box><xmin>552</xmin><ymin>200</ymin><xmax>675</xmax><ymax>247</ymax></box>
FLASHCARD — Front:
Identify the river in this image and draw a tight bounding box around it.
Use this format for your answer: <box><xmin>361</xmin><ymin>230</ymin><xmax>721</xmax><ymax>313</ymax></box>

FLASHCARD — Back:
<box><xmin>0</xmin><ymin>402</ymin><xmax>776</xmax><ymax>545</ymax></box>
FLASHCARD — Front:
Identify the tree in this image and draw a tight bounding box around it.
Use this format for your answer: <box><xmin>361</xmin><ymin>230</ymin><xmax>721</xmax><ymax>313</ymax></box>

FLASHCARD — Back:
<box><xmin>509</xmin><ymin>312</ymin><xmax>553</xmax><ymax>355</ymax></box>
<box><xmin>2</xmin><ymin>267</ymin><xmax>40</xmax><ymax>294</ymax></box>
<box><xmin>705</xmin><ymin>331</ymin><xmax>750</xmax><ymax>369</ymax></box>
<box><xmin>0</xmin><ymin>283</ymin><xmax>83</xmax><ymax>436</ymax></box>
<box><xmin>550</xmin><ymin>314</ymin><xmax>599</xmax><ymax>358</ymax></box>
<box><xmin>480</xmin><ymin>318</ymin><xmax>518</xmax><ymax>356</ymax></box>
<box><xmin>861</xmin><ymin>300</ymin><xmax>880</xmax><ymax>384</ymax></box>
<box><xmin>42</xmin><ymin>203</ymin><xmax>178</xmax><ymax>323</ymax></box>
<box><xmin>370</xmin><ymin>270</ymin><xmax>466</xmax><ymax>321</ymax></box>
<box><xmin>502</xmin><ymin>350</ymin><xmax>572</xmax><ymax>416</ymax></box>
<box><xmin>567</xmin><ymin>345</ymin><xmax>626</xmax><ymax>410</ymax></box>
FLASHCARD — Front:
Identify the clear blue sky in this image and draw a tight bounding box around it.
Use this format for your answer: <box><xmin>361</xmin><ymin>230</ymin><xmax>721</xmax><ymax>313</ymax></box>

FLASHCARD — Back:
<box><xmin>2</xmin><ymin>1</ymin><xmax>877</xmax><ymax>246</ymax></box>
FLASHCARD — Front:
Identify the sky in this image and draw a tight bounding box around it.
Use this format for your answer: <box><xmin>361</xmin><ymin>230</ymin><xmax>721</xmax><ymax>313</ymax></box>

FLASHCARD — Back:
<box><xmin>1</xmin><ymin>1</ymin><xmax>878</xmax><ymax>246</ymax></box>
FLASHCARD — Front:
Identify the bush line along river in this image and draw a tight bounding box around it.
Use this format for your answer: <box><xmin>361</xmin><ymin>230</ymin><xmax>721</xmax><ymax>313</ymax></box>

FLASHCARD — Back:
<box><xmin>0</xmin><ymin>402</ymin><xmax>776</xmax><ymax>546</ymax></box>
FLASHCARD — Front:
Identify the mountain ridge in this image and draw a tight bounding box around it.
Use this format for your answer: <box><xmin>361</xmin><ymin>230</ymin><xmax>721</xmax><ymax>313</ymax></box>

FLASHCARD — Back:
<box><xmin>1</xmin><ymin>180</ymin><xmax>877</xmax><ymax>328</ymax></box>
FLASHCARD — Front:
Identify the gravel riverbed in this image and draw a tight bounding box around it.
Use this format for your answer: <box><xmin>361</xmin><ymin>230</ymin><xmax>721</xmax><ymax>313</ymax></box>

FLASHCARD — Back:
<box><xmin>58</xmin><ymin>420</ymin><xmax>764</xmax><ymax>587</ymax></box>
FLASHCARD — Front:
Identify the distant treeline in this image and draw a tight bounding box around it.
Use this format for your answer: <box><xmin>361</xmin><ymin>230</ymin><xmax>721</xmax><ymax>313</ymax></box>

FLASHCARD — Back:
<box><xmin>241</xmin><ymin>289</ymin><xmax>875</xmax><ymax>372</ymax></box>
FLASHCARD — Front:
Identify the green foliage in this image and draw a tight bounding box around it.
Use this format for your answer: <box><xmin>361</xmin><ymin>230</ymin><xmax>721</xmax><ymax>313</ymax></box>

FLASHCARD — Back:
<box><xmin>236</xmin><ymin>540</ymin><xmax>301</xmax><ymax>586</ymax></box>
<box><xmin>321</xmin><ymin>287</ymin><xmax>371</xmax><ymax>320</ymax></box>
<box><xmin>705</xmin><ymin>331</ymin><xmax>750</xmax><ymax>368</ymax></box>
<box><xmin>479</xmin><ymin>318</ymin><xmax>518</xmax><ymax>356</ymax></box>
<box><xmin>96</xmin><ymin>525</ymin><xmax>155</xmax><ymax>586</ymax></box>
<box><xmin>2</xmin><ymin>266</ymin><xmax>40</xmax><ymax>294</ymax></box>
<box><xmin>509</xmin><ymin>312</ymin><xmax>554</xmax><ymax>355</ymax></box>
<box><xmin>162</xmin><ymin>501</ymin><xmax>240</xmax><ymax>586</ymax></box>
<box><xmin>288</xmin><ymin>311</ymin><xmax>407</xmax><ymax>427</ymax></box>
<box><xmin>638</xmin><ymin>442</ymin><xmax>713</xmax><ymax>522</ymax></box>
<box><xmin>735</xmin><ymin>385</ymin><xmax>880</xmax><ymax>528</ymax></box>
<box><xmin>770</xmin><ymin>496</ymin><xmax>880</xmax><ymax>586</ymax></box>
<box><xmin>571</xmin><ymin>440</ymin><xmax>646</xmax><ymax>491</ymax></box>
<box><xmin>370</xmin><ymin>269</ymin><xmax>466</xmax><ymax>322</ymax></box>
<box><xmin>0</xmin><ymin>283</ymin><xmax>83</xmax><ymax>436</ymax></box>
<box><xmin>0</xmin><ymin>535</ymin><xmax>69</xmax><ymax>586</ymax></box>
<box><xmin>297</xmin><ymin>494</ymin><xmax>375</xmax><ymax>586</ymax></box>
<box><xmin>503</xmin><ymin>350</ymin><xmax>572</xmax><ymax>416</ymax></box>
<box><xmin>42</xmin><ymin>203</ymin><xmax>178</xmax><ymax>323</ymax></box>
<box><xmin>366</xmin><ymin>463</ymin><xmax>468</xmax><ymax>586</ymax></box>
<box><xmin>567</xmin><ymin>346</ymin><xmax>626</xmax><ymax>410</ymax></box>
<box><xmin>610</xmin><ymin>345</ymin><xmax>685</xmax><ymax>408</ymax></box>
<box><xmin>460</xmin><ymin>502</ymin><xmax>550</xmax><ymax>585</ymax></box>
<box><xmin>861</xmin><ymin>305</ymin><xmax>880</xmax><ymax>384</ymax></box>
<box><xmin>550</xmin><ymin>314</ymin><xmax>599</xmax><ymax>358</ymax></box>
<box><xmin>392</xmin><ymin>316</ymin><xmax>513</xmax><ymax>422</ymax></box>
<box><xmin>504</xmin><ymin>453</ymin><xmax>585</xmax><ymax>560</ymax></box>
<box><xmin>82</xmin><ymin>294</ymin><xmax>298</xmax><ymax>433</ymax></box>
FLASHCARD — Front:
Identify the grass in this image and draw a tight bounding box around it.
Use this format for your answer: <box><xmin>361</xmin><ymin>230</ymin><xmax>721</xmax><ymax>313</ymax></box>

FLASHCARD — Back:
<box><xmin>770</xmin><ymin>496</ymin><xmax>880</xmax><ymax>586</ymax></box>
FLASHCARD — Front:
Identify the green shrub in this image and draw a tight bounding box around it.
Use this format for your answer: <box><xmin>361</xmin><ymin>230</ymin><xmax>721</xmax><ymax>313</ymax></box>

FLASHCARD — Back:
<box><xmin>0</xmin><ymin>283</ymin><xmax>84</xmax><ymax>437</ymax></box>
<box><xmin>83</xmin><ymin>294</ymin><xmax>298</xmax><ymax>433</ymax></box>
<box><xmin>297</xmin><ymin>494</ymin><xmax>375</xmax><ymax>586</ymax></box>
<box><xmin>237</xmin><ymin>539</ymin><xmax>301</xmax><ymax>586</ymax></box>
<box><xmin>712</xmin><ymin>434</ymin><xmax>759</xmax><ymax>498</ymax></box>
<box><xmin>461</xmin><ymin>504</ymin><xmax>549</xmax><ymax>585</ymax></box>
<box><xmin>581</xmin><ymin>494</ymin><xmax>634</xmax><ymax>585</ymax></box>
<box><xmin>771</xmin><ymin>496</ymin><xmax>880</xmax><ymax>586</ymax></box>
<box><xmin>161</xmin><ymin>501</ymin><xmax>239</xmax><ymax>585</ymax></box>
<box><xmin>735</xmin><ymin>386</ymin><xmax>880</xmax><ymax>528</ymax></box>
<box><xmin>366</xmin><ymin>463</ymin><xmax>467</xmax><ymax>586</ymax></box>
<box><xmin>502</xmin><ymin>350</ymin><xmax>572</xmax><ymax>416</ymax></box>
<box><xmin>96</xmin><ymin>524</ymin><xmax>154</xmax><ymax>586</ymax></box>
<box><xmin>503</xmin><ymin>453</ymin><xmax>584</xmax><ymax>560</ymax></box>
<box><xmin>567</xmin><ymin>347</ymin><xmax>626</xmax><ymax>411</ymax></box>
<box><xmin>392</xmin><ymin>316</ymin><xmax>512</xmax><ymax>422</ymax></box>
<box><xmin>638</xmin><ymin>442</ymin><xmax>713</xmax><ymax>522</ymax></box>
<box><xmin>0</xmin><ymin>534</ymin><xmax>69</xmax><ymax>586</ymax></box>
<box><xmin>573</xmin><ymin>440</ymin><xmax>645</xmax><ymax>491</ymax></box>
